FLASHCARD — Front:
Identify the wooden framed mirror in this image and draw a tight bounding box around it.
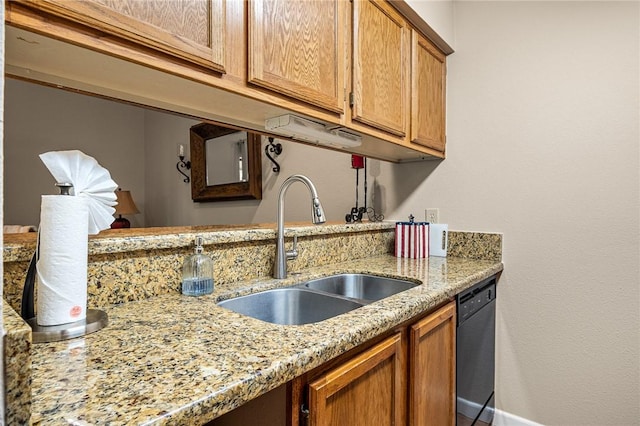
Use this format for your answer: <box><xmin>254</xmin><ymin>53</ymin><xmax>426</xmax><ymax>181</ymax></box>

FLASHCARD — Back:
<box><xmin>190</xmin><ymin>123</ymin><xmax>263</xmax><ymax>202</ymax></box>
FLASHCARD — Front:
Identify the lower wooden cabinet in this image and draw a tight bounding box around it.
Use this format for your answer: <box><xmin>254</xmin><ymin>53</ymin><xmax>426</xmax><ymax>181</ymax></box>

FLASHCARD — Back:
<box><xmin>307</xmin><ymin>333</ymin><xmax>405</xmax><ymax>426</ymax></box>
<box><xmin>293</xmin><ymin>300</ymin><xmax>456</xmax><ymax>426</ymax></box>
<box><xmin>207</xmin><ymin>301</ymin><xmax>456</xmax><ymax>426</ymax></box>
<box><xmin>409</xmin><ymin>302</ymin><xmax>456</xmax><ymax>426</ymax></box>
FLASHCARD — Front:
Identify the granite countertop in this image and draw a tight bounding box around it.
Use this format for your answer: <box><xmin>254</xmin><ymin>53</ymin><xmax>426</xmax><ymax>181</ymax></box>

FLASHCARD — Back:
<box><xmin>29</xmin><ymin>254</ymin><xmax>503</xmax><ymax>425</ymax></box>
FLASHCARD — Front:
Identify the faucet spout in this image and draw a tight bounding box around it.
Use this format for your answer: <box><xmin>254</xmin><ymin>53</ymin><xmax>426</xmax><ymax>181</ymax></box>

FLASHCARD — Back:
<box><xmin>275</xmin><ymin>175</ymin><xmax>325</xmax><ymax>279</ymax></box>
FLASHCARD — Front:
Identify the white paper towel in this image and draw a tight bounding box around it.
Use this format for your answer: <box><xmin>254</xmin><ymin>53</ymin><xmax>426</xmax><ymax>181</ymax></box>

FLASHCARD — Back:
<box><xmin>39</xmin><ymin>150</ymin><xmax>118</xmax><ymax>235</ymax></box>
<box><xmin>37</xmin><ymin>195</ymin><xmax>90</xmax><ymax>326</ymax></box>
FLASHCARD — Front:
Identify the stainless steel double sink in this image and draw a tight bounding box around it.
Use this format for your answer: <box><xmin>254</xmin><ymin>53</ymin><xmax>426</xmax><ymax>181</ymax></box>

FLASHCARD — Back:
<box><xmin>217</xmin><ymin>274</ymin><xmax>418</xmax><ymax>325</ymax></box>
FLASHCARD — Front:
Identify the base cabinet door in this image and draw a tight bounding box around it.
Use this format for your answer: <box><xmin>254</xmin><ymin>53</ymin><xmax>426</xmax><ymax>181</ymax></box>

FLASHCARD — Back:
<box><xmin>409</xmin><ymin>302</ymin><xmax>456</xmax><ymax>426</ymax></box>
<box><xmin>307</xmin><ymin>333</ymin><xmax>405</xmax><ymax>426</ymax></box>
<box><xmin>16</xmin><ymin>0</ymin><xmax>226</xmax><ymax>72</ymax></box>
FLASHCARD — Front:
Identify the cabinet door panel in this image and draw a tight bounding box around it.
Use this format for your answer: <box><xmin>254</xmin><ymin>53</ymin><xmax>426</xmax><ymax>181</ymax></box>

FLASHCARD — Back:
<box><xmin>249</xmin><ymin>0</ymin><xmax>345</xmax><ymax>113</ymax></box>
<box><xmin>308</xmin><ymin>333</ymin><xmax>404</xmax><ymax>426</ymax></box>
<box><xmin>410</xmin><ymin>302</ymin><xmax>456</xmax><ymax>426</ymax></box>
<box><xmin>352</xmin><ymin>0</ymin><xmax>408</xmax><ymax>137</ymax></box>
<box><xmin>411</xmin><ymin>30</ymin><xmax>446</xmax><ymax>153</ymax></box>
<box><xmin>21</xmin><ymin>0</ymin><xmax>225</xmax><ymax>72</ymax></box>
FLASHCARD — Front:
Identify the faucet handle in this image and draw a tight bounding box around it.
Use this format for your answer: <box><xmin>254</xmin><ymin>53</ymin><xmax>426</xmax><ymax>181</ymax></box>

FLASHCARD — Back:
<box><xmin>312</xmin><ymin>197</ymin><xmax>326</xmax><ymax>224</ymax></box>
<box><xmin>286</xmin><ymin>235</ymin><xmax>298</xmax><ymax>260</ymax></box>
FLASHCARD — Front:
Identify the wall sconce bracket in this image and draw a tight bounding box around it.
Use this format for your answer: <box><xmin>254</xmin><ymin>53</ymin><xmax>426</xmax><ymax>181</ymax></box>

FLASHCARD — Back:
<box><xmin>177</xmin><ymin>155</ymin><xmax>191</xmax><ymax>183</ymax></box>
<box><xmin>265</xmin><ymin>137</ymin><xmax>282</xmax><ymax>173</ymax></box>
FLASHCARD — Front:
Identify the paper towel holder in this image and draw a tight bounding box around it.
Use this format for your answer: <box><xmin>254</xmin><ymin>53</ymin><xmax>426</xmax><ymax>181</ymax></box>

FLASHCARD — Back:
<box><xmin>21</xmin><ymin>243</ymin><xmax>109</xmax><ymax>343</ymax></box>
<box><xmin>26</xmin><ymin>309</ymin><xmax>108</xmax><ymax>343</ymax></box>
<box><xmin>55</xmin><ymin>182</ymin><xmax>73</xmax><ymax>195</ymax></box>
<box><xmin>20</xmin><ymin>181</ymin><xmax>109</xmax><ymax>343</ymax></box>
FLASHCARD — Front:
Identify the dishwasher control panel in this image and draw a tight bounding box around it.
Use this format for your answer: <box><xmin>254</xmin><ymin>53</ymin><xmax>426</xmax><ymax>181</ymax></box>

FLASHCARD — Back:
<box><xmin>457</xmin><ymin>276</ymin><xmax>496</xmax><ymax>324</ymax></box>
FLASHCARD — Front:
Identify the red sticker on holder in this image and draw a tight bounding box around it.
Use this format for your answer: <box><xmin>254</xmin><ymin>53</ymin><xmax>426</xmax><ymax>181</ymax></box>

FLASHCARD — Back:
<box><xmin>70</xmin><ymin>305</ymin><xmax>82</xmax><ymax>318</ymax></box>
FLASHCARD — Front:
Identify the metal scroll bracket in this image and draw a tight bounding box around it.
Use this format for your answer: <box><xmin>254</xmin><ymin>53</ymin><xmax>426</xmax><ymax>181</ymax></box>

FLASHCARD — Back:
<box><xmin>177</xmin><ymin>156</ymin><xmax>191</xmax><ymax>183</ymax></box>
<box><xmin>265</xmin><ymin>137</ymin><xmax>282</xmax><ymax>173</ymax></box>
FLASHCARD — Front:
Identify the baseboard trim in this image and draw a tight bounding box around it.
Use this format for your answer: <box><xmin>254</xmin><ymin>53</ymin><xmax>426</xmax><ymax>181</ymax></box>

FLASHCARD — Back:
<box><xmin>494</xmin><ymin>409</ymin><xmax>544</xmax><ymax>426</ymax></box>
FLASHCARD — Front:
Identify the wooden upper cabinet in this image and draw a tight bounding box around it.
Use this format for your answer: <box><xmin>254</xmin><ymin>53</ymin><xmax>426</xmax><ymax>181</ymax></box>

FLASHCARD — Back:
<box><xmin>352</xmin><ymin>0</ymin><xmax>409</xmax><ymax>137</ymax></box>
<box><xmin>248</xmin><ymin>0</ymin><xmax>345</xmax><ymax>113</ymax></box>
<box><xmin>409</xmin><ymin>301</ymin><xmax>456</xmax><ymax>426</ymax></box>
<box><xmin>308</xmin><ymin>333</ymin><xmax>405</xmax><ymax>426</ymax></box>
<box><xmin>7</xmin><ymin>0</ymin><xmax>450</xmax><ymax>161</ymax></box>
<box><xmin>18</xmin><ymin>0</ymin><xmax>226</xmax><ymax>73</ymax></box>
<box><xmin>411</xmin><ymin>30</ymin><xmax>446</xmax><ymax>153</ymax></box>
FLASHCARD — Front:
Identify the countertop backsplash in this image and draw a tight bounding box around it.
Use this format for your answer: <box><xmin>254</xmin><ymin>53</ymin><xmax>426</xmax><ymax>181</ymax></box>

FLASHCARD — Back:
<box><xmin>3</xmin><ymin>222</ymin><xmax>396</xmax><ymax>313</ymax></box>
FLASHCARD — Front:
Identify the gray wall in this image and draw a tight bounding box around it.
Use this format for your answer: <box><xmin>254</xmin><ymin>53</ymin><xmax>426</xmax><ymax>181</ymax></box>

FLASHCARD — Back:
<box><xmin>376</xmin><ymin>2</ymin><xmax>640</xmax><ymax>424</ymax></box>
<box><xmin>3</xmin><ymin>79</ymin><xmax>146</xmax><ymax>227</ymax></box>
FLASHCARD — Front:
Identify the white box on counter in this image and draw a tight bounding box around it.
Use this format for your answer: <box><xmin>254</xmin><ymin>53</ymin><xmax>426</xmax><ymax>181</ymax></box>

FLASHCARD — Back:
<box><xmin>429</xmin><ymin>223</ymin><xmax>448</xmax><ymax>257</ymax></box>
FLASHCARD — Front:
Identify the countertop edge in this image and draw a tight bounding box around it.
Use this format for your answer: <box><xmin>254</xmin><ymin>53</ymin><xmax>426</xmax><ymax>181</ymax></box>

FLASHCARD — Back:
<box><xmin>3</xmin><ymin>222</ymin><xmax>395</xmax><ymax>262</ymax></box>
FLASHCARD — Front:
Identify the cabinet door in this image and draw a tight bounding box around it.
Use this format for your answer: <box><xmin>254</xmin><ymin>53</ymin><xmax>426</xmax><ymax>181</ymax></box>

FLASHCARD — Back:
<box><xmin>409</xmin><ymin>302</ymin><xmax>456</xmax><ymax>426</ymax></box>
<box><xmin>308</xmin><ymin>333</ymin><xmax>405</xmax><ymax>426</ymax></box>
<box><xmin>19</xmin><ymin>0</ymin><xmax>225</xmax><ymax>73</ymax></box>
<box><xmin>411</xmin><ymin>30</ymin><xmax>446</xmax><ymax>153</ymax></box>
<box><xmin>352</xmin><ymin>0</ymin><xmax>409</xmax><ymax>137</ymax></box>
<box><xmin>248</xmin><ymin>0</ymin><xmax>345</xmax><ymax>113</ymax></box>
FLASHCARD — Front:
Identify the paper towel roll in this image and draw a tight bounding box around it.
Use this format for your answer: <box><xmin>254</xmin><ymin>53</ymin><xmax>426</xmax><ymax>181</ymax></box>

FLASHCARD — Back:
<box><xmin>36</xmin><ymin>195</ymin><xmax>89</xmax><ymax>326</ymax></box>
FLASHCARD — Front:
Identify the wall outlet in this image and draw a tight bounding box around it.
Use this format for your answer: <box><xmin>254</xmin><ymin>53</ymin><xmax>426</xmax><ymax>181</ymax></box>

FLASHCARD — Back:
<box><xmin>425</xmin><ymin>208</ymin><xmax>439</xmax><ymax>223</ymax></box>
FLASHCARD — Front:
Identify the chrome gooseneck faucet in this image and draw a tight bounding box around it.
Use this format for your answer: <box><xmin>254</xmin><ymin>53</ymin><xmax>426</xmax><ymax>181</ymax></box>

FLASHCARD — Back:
<box><xmin>274</xmin><ymin>175</ymin><xmax>326</xmax><ymax>279</ymax></box>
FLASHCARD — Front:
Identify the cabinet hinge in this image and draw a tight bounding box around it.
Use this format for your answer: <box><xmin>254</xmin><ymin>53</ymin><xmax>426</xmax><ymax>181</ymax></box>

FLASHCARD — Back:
<box><xmin>300</xmin><ymin>404</ymin><xmax>310</xmax><ymax>426</ymax></box>
<box><xmin>349</xmin><ymin>92</ymin><xmax>355</xmax><ymax>108</ymax></box>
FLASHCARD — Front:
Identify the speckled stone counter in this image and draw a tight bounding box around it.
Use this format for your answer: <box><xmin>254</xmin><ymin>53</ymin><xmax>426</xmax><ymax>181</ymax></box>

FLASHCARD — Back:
<box><xmin>3</xmin><ymin>222</ymin><xmax>503</xmax><ymax>424</ymax></box>
<box><xmin>3</xmin><ymin>302</ymin><xmax>32</xmax><ymax>425</ymax></box>
<box><xmin>28</xmin><ymin>254</ymin><xmax>503</xmax><ymax>425</ymax></box>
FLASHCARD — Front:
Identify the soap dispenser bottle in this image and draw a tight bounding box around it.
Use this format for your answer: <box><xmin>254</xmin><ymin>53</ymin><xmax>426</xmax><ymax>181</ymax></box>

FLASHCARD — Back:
<box><xmin>182</xmin><ymin>236</ymin><xmax>214</xmax><ymax>296</ymax></box>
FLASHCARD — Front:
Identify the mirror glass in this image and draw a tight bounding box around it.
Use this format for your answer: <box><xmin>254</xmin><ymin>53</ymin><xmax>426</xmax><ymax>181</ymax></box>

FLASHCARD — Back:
<box><xmin>206</xmin><ymin>132</ymin><xmax>249</xmax><ymax>186</ymax></box>
<box><xmin>190</xmin><ymin>123</ymin><xmax>262</xmax><ymax>202</ymax></box>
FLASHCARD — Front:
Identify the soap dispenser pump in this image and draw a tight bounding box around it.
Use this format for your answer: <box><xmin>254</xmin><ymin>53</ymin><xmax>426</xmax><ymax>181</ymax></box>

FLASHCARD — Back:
<box><xmin>182</xmin><ymin>236</ymin><xmax>214</xmax><ymax>296</ymax></box>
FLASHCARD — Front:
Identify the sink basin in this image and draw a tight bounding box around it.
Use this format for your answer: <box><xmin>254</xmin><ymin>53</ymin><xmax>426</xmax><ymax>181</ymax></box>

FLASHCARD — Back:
<box><xmin>217</xmin><ymin>288</ymin><xmax>363</xmax><ymax>325</ymax></box>
<box><xmin>217</xmin><ymin>274</ymin><xmax>419</xmax><ymax>325</ymax></box>
<box><xmin>301</xmin><ymin>274</ymin><xmax>418</xmax><ymax>302</ymax></box>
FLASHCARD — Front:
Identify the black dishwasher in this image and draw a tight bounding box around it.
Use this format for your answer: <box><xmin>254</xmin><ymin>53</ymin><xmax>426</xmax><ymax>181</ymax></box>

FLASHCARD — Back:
<box><xmin>456</xmin><ymin>276</ymin><xmax>497</xmax><ymax>426</ymax></box>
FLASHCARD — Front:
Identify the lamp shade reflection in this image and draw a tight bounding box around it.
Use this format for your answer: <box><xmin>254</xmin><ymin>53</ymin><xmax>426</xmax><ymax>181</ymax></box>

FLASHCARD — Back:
<box><xmin>111</xmin><ymin>190</ymin><xmax>140</xmax><ymax>229</ymax></box>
